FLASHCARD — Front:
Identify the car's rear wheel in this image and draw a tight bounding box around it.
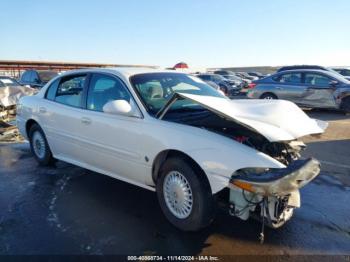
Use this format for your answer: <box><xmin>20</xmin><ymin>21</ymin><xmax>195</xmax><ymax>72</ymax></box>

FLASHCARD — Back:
<box><xmin>260</xmin><ymin>93</ymin><xmax>277</xmax><ymax>100</ymax></box>
<box><xmin>340</xmin><ymin>96</ymin><xmax>350</xmax><ymax>113</ymax></box>
<box><xmin>29</xmin><ymin>123</ymin><xmax>54</xmax><ymax>166</ymax></box>
<box><xmin>156</xmin><ymin>157</ymin><xmax>215</xmax><ymax>231</ymax></box>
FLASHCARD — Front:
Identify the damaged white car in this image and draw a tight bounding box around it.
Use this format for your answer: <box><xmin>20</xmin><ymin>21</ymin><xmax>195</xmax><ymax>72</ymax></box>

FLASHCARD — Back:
<box><xmin>17</xmin><ymin>68</ymin><xmax>327</xmax><ymax>236</ymax></box>
<box><xmin>1</xmin><ymin>77</ymin><xmax>37</xmax><ymax>119</ymax></box>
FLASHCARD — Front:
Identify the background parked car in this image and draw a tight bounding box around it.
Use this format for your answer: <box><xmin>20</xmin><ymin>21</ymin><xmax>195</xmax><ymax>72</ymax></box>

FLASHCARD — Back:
<box><xmin>0</xmin><ymin>76</ymin><xmax>37</xmax><ymax>109</ymax></box>
<box><xmin>277</xmin><ymin>65</ymin><xmax>350</xmax><ymax>81</ymax></box>
<box><xmin>0</xmin><ymin>76</ymin><xmax>22</xmax><ymax>87</ymax></box>
<box><xmin>246</xmin><ymin>69</ymin><xmax>350</xmax><ymax>112</ymax></box>
<box><xmin>19</xmin><ymin>70</ymin><xmax>58</xmax><ymax>88</ymax></box>
<box><xmin>211</xmin><ymin>70</ymin><xmax>244</xmax><ymax>87</ymax></box>
<box><xmin>236</xmin><ymin>72</ymin><xmax>258</xmax><ymax>81</ymax></box>
<box><xmin>196</xmin><ymin>73</ymin><xmax>240</xmax><ymax>96</ymax></box>
<box><xmin>203</xmin><ymin>80</ymin><xmax>225</xmax><ymax>94</ymax></box>
<box><xmin>247</xmin><ymin>71</ymin><xmax>265</xmax><ymax>79</ymax></box>
<box><xmin>212</xmin><ymin>70</ymin><xmax>249</xmax><ymax>88</ymax></box>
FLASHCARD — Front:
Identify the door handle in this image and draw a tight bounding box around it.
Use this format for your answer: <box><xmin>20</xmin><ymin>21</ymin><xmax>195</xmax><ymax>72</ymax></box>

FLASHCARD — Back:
<box><xmin>81</xmin><ymin>117</ymin><xmax>91</xmax><ymax>125</ymax></box>
<box><xmin>276</xmin><ymin>87</ymin><xmax>283</xmax><ymax>90</ymax></box>
<box><xmin>39</xmin><ymin>107</ymin><xmax>47</xmax><ymax>113</ymax></box>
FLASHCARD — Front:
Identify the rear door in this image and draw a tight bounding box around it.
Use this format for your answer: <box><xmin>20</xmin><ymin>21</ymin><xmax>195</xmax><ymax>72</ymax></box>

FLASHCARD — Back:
<box><xmin>38</xmin><ymin>73</ymin><xmax>89</xmax><ymax>161</ymax></box>
<box><xmin>300</xmin><ymin>72</ymin><xmax>337</xmax><ymax>108</ymax></box>
<box><xmin>271</xmin><ymin>72</ymin><xmax>305</xmax><ymax>103</ymax></box>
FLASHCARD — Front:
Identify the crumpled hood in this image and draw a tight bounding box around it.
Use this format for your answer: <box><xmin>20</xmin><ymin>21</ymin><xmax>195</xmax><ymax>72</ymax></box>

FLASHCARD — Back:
<box><xmin>177</xmin><ymin>93</ymin><xmax>328</xmax><ymax>142</ymax></box>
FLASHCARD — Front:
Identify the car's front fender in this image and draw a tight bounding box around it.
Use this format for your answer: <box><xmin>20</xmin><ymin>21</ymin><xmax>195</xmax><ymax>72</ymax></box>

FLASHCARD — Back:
<box><xmin>188</xmin><ymin>145</ymin><xmax>286</xmax><ymax>194</ymax></box>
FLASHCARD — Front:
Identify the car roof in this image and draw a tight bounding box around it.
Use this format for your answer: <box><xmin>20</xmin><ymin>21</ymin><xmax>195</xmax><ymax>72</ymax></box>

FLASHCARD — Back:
<box><xmin>57</xmin><ymin>67</ymin><xmax>180</xmax><ymax>78</ymax></box>
<box><xmin>272</xmin><ymin>69</ymin><xmax>349</xmax><ymax>83</ymax></box>
<box><xmin>278</xmin><ymin>65</ymin><xmax>327</xmax><ymax>71</ymax></box>
<box><xmin>276</xmin><ymin>69</ymin><xmax>330</xmax><ymax>74</ymax></box>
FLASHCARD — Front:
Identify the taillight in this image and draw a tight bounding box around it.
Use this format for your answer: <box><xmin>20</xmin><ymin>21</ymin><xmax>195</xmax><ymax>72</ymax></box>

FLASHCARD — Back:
<box><xmin>248</xmin><ymin>83</ymin><xmax>257</xmax><ymax>89</ymax></box>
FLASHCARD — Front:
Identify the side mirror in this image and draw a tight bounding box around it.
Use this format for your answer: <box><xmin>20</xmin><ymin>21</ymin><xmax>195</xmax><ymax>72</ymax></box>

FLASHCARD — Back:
<box><xmin>103</xmin><ymin>100</ymin><xmax>141</xmax><ymax>118</ymax></box>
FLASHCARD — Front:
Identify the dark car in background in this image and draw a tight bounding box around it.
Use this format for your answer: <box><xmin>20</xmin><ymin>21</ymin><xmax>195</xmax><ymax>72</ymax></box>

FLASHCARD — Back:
<box><xmin>277</xmin><ymin>65</ymin><xmax>350</xmax><ymax>81</ymax></box>
<box><xmin>19</xmin><ymin>70</ymin><xmax>58</xmax><ymax>88</ymax></box>
<box><xmin>196</xmin><ymin>74</ymin><xmax>240</xmax><ymax>96</ymax></box>
<box><xmin>246</xmin><ymin>69</ymin><xmax>350</xmax><ymax>112</ymax></box>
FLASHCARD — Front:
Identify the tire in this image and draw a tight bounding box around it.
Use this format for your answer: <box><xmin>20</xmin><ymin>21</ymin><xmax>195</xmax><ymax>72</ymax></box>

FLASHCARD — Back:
<box><xmin>156</xmin><ymin>157</ymin><xmax>215</xmax><ymax>231</ymax></box>
<box><xmin>29</xmin><ymin>123</ymin><xmax>55</xmax><ymax>166</ymax></box>
<box><xmin>260</xmin><ymin>93</ymin><xmax>277</xmax><ymax>100</ymax></box>
<box><xmin>340</xmin><ymin>96</ymin><xmax>350</xmax><ymax>113</ymax></box>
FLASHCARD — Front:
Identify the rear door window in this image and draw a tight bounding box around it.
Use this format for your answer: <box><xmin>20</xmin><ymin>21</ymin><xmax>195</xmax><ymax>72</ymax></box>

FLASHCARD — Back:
<box><xmin>275</xmin><ymin>73</ymin><xmax>302</xmax><ymax>84</ymax></box>
<box><xmin>55</xmin><ymin>75</ymin><xmax>87</xmax><ymax>107</ymax></box>
<box><xmin>45</xmin><ymin>79</ymin><xmax>60</xmax><ymax>100</ymax></box>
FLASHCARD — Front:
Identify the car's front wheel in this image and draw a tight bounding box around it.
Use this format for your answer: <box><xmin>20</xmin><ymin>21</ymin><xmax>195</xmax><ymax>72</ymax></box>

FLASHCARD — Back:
<box><xmin>29</xmin><ymin>123</ymin><xmax>55</xmax><ymax>166</ymax></box>
<box><xmin>156</xmin><ymin>157</ymin><xmax>215</xmax><ymax>231</ymax></box>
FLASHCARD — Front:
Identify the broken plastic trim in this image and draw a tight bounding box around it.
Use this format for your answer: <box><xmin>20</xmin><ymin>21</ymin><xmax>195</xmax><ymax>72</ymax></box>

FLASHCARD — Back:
<box><xmin>230</xmin><ymin>158</ymin><xmax>321</xmax><ymax>196</ymax></box>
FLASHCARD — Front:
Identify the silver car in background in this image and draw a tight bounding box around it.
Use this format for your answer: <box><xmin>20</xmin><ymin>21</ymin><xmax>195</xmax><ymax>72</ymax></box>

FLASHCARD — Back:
<box><xmin>247</xmin><ymin>69</ymin><xmax>350</xmax><ymax>112</ymax></box>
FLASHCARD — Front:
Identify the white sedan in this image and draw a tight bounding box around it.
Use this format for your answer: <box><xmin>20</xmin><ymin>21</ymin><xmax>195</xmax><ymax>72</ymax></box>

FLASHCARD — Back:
<box><xmin>17</xmin><ymin>68</ymin><xmax>327</xmax><ymax>232</ymax></box>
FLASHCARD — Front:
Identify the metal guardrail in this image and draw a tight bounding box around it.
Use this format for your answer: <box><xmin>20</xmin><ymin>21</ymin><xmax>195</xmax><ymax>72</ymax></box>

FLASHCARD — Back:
<box><xmin>0</xmin><ymin>60</ymin><xmax>158</xmax><ymax>78</ymax></box>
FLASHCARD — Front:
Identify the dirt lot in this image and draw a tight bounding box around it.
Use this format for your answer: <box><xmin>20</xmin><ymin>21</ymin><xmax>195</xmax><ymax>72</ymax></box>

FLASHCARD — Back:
<box><xmin>0</xmin><ymin>110</ymin><xmax>349</xmax><ymax>257</ymax></box>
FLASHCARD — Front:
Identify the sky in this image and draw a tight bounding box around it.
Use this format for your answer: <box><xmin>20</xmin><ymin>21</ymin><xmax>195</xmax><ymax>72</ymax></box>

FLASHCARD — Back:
<box><xmin>1</xmin><ymin>0</ymin><xmax>350</xmax><ymax>68</ymax></box>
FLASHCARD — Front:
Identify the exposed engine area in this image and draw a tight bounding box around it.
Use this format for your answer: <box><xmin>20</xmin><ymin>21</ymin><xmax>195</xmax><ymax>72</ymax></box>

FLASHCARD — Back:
<box><xmin>165</xmin><ymin>109</ymin><xmax>306</xmax><ymax>165</ymax></box>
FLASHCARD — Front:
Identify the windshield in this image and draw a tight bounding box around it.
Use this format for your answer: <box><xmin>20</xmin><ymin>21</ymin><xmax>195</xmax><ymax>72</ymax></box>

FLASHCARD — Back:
<box><xmin>130</xmin><ymin>73</ymin><xmax>226</xmax><ymax>116</ymax></box>
<box><xmin>0</xmin><ymin>77</ymin><xmax>20</xmax><ymax>87</ymax></box>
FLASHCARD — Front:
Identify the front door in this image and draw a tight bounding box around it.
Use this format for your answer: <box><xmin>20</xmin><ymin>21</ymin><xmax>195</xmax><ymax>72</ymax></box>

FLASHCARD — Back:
<box><xmin>76</xmin><ymin>73</ymin><xmax>147</xmax><ymax>184</ymax></box>
<box><xmin>300</xmin><ymin>72</ymin><xmax>337</xmax><ymax>108</ymax></box>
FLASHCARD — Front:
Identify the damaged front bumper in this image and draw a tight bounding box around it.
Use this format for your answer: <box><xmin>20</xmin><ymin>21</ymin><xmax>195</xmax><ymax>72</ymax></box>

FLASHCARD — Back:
<box><xmin>227</xmin><ymin>158</ymin><xmax>320</xmax><ymax>232</ymax></box>
<box><xmin>230</xmin><ymin>158</ymin><xmax>321</xmax><ymax>196</ymax></box>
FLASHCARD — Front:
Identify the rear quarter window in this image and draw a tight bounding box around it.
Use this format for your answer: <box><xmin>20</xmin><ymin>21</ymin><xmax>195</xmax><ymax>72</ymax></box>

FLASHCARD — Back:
<box><xmin>45</xmin><ymin>79</ymin><xmax>59</xmax><ymax>100</ymax></box>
